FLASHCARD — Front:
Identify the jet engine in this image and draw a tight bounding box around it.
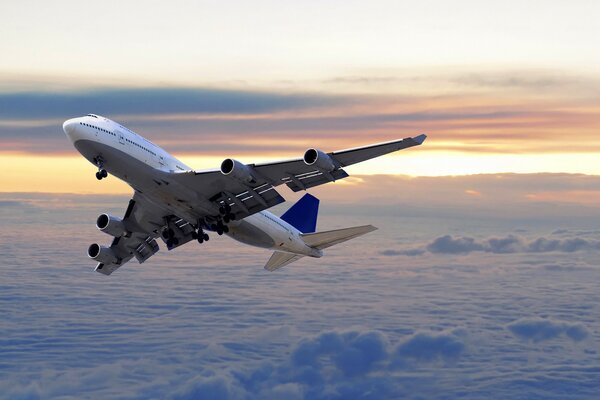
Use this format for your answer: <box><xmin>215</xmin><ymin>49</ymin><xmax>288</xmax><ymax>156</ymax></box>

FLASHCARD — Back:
<box><xmin>96</xmin><ymin>213</ymin><xmax>127</xmax><ymax>237</ymax></box>
<box><xmin>220</xmin><ymin>158</ymin><xmax>256</xmax><ymax>184</ymax></box>
<box><xmin>87</xmin><ymin>243</ymin><xmax>118</xmax><ymax>264</ymax></box>
<box><xmin>303</xmin><ymin>148</ymin><xmax>336</xmax><ymax>172</ymax></box>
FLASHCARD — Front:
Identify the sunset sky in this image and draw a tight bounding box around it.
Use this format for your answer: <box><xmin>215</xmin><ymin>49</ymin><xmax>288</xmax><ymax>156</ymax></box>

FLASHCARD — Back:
<box><xmin>3</xmin><ymin>2</ymin><xmax>600</xmax><ymax>399</ymax></box>
<box><xmin>1</xmin><ymin>0</ymin><xmax>600</xmax><ymax>193</ymax></box>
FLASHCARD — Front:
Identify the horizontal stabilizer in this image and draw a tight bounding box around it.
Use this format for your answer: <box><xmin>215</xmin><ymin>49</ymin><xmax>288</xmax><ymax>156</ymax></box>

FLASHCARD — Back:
<box><xmin>301</xmin><ymin>225</ymin><xmax>378</xmax><ymax>250</ymax></box>
<box><xmin>264</xmin><ymin>251</ymin><xmax>305</xmax><ymax>271</ymax></box>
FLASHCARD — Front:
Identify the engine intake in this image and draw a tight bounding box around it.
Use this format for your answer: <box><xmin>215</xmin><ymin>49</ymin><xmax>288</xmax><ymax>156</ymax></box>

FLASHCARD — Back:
<box><xmin>96</xmin><ymin>214</ymin><xmax>127</xmax><ymax>237</ymax></box>
<box><xmin>87</xmin><ymin>243</ymin><xmax>117</xmax><ymax>264</ymax></box>
<box><xmin>303</xmin><ymin>148</ymin><xmax>336</xmax><ymax>172</ymax></box>
<box><xmin>220</xmin><ymin>158</ymin><xmax>256</xmax><ymax>184</ymax></box>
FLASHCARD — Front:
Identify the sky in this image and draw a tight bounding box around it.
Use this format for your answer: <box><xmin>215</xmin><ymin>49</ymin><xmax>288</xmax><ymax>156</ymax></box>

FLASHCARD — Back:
<box><xmin>1</xmin><ymin>0</ymin><xmax>600</xmax><ymax>193</ymax></box>
<box><xmin>2</xmin><ymin>1</ymin><xmax>600</xmax><ymax>399</ymax></box>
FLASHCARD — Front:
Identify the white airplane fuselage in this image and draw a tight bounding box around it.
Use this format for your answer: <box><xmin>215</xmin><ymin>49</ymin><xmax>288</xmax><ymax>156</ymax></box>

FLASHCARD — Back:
<box><xmin>63</xmin><ymin>114</ymin><xmax>322</xmax><ymax>258</ymax></box>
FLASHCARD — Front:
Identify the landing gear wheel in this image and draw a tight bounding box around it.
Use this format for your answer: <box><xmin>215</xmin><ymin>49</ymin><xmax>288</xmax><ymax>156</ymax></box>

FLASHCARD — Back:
<box><xmin>96</xmin><ymin>172</ymin><xmax>102</xmax><ymax>180</ymax></box>
<box><xmin>217</xmin><ymin>227</ymin><xmax>223</xmax><ymax>235</ymax></box>
<box><xmin>219</xmin><ymin>206</ymin><xmax>226</xmax><ymax>215</ymax></box>
<box><xmin>101</xmin><ymin>169</ymin><xmax>108</xmax><ymax>178</ymax></box>
<box><xmin>203</xmin><ymin>233</ymin><xmax>209</xmax><ymax>241</ymax></box>
<box><xmin>197</xmin><ymin>236</ymin><xmax>204</xmax><ymax>244</ymax></box>
<box><xmin>166</xmin><ymin>239</ymin><xmax>173</xmax><ymax>248</ymax></box>
<box><xmin>223</xmin><ymin>215</ymin><xmax>230</xmax><ymax>223</ymax></box>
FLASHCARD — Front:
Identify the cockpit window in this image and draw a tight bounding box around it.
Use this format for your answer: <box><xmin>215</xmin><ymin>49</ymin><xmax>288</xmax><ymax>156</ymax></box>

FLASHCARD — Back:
<box><xmin>87</xmin><ymin>114</ymin><xmax>98</xmax><ymax>118</ymax></box>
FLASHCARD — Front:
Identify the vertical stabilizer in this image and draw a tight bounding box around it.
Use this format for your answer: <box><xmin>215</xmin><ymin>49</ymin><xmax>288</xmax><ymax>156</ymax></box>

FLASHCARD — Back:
<box><xmin>280</xmin><ymin>193</ymin><xmax>320</xmax><ymax>233</ymax></box>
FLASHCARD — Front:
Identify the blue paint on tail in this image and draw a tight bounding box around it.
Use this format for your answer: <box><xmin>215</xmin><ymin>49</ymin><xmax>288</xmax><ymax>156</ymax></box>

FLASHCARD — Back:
<box><xmin>281</xmin><ymin>193</ymin><xmax>320</xmax><ymax>233</ymax></box>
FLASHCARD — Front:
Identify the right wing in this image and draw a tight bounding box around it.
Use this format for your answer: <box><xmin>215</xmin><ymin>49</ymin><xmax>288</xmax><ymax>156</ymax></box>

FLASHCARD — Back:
<box><xmin>170</xmin><ymin>134</ymin><xmax>426</xmax><ymax>221</ymax></box>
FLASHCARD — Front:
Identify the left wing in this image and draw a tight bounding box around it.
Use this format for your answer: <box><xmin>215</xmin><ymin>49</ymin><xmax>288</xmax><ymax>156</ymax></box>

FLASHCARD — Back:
<box><xmin>171</xmin><ymin>134</ymin><xmax>426</xmax><ymax>220</ymax></box>
<box><xmin>92</xmin><ymin>192</ymin><xmax>195</xmax><ymax>275</ymax></box>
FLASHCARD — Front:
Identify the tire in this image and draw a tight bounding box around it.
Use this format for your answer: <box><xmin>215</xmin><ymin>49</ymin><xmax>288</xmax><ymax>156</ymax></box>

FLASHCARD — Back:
<box><xmin>203</xmin><ymin>234</ymin><xmax>209</xmax><ymax>241</ymax></box>
<box><xmin>96</xmin><ymin>172</ymin><xmax>102</xmax><ymax>180</ymax></box>
<box><xmin>101</xmin><ymin>169</ymin><xmax>108</xmax><ymax>178</ymax></box>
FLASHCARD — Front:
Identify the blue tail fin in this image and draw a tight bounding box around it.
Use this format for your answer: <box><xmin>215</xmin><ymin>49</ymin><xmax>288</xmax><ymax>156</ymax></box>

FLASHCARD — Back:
<box><xmin>280</xmin><ymin>193</ymin><xmax>320</xmax><ymax>233</ymax></box>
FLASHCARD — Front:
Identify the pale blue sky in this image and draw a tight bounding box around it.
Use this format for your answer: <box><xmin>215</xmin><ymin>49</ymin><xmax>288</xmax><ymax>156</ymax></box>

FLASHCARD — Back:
<box><xmin>1</xmin><ymin>0</ymin><xmax>598</xmax><ymax>86</ymax></box>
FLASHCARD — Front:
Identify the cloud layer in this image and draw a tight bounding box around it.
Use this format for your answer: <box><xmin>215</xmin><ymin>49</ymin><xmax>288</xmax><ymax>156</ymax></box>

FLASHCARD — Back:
<box><xmin>1</xmin><ymin>193</ymin><xmax>599</xmax><ymax>399</ymax></box>
<box><xmin>425</xmin><ymin>234</ymin><xmax>598</xmax><ymax>255</ymax></box>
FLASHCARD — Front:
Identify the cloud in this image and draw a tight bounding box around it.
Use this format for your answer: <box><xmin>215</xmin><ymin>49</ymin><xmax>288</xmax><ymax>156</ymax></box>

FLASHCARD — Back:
<box><xmin>0</xmin><ymin>87</ymin><xmax>346</xmax><ymax>119</ymax></box>
<box><xmin>381</xmin><ymin>249</ymin><xmax>426</xmax><ymax>256</ymax></box>
<box><xmin>507</xmin><ymin>318</ymin><xmax>590</xmax><ymax>343</ymax></box>
<box><xmin>173</xmin><ymin>328</ymin><xmax>467</xmax><ymax>400</ymax></box>
<box><xmin>423</xmin><ymin>234</ymin><xmax>600</xmax><ymax>255</ymax></box>
<box><xmin>392</xmin><ymin>330</ymin><xmax>466</xmax><ymax>367</ymax></box>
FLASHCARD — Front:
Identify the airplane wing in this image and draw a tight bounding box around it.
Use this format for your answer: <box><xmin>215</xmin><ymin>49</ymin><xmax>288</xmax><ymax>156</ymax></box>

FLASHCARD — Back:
<box><xmin>93</xmin><ymin>192</ymin><xmax>195</xmax><ymax>275</ymax></box>
<box><xmin>171</xmin><ymin>134</ymin><xmax>426</xmax><ymax>219</ymax></box>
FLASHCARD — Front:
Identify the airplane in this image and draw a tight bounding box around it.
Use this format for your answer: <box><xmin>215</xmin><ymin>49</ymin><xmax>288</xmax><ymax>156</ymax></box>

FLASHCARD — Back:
<box><xmin>62</xmin><ymin>114</ymin><xmax>426</xmax><ymax>275</ymax></box>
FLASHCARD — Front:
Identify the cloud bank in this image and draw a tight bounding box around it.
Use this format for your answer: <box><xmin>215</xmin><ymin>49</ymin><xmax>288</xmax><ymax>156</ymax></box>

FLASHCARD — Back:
<box><xmin>507</xmin><ymin>318</ymin><xmax>590</xmax><ymax>343</ymax></box>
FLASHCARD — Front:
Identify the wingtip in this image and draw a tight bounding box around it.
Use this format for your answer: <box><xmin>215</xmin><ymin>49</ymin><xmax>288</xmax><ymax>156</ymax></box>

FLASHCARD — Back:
<box><xmin>413</xmin><ymin>134</ymin><xmax>427</xmax><ymax>145</ymax></box>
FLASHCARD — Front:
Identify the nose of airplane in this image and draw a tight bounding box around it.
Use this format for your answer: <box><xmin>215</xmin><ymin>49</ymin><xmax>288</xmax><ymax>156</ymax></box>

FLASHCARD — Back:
<box><xmin>62</xmin><ymin>118</ymin><xmax>78</xmax><ymax>142</ymax></box>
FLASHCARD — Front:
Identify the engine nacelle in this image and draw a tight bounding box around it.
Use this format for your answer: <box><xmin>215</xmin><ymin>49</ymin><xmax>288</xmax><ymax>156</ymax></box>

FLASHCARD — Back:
<box><xmin>96</xmin><ymin>214</ymin><xmax>127</xmax><ymax>237</ymax></box>
<box><xmin>220</xmin><ymin>158</ymin><xmax>256</xmax><ymax>184</ymax></box>
<box><xmin>303</xmin><ymin>148</ymin><xmax>336</xmax><ymax>172</ymax></box>
<box><xmin>87</xmin><ymin>243</ymin><xmax>117</xmax><ymax>264</ymax></box>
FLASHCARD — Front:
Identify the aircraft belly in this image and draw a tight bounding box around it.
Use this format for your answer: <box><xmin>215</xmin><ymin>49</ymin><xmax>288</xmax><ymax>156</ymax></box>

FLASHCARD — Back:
<box><xmin>226</xmin><ymin>220</ymin><xmax>275</xmax><ymax>249</ymax></box>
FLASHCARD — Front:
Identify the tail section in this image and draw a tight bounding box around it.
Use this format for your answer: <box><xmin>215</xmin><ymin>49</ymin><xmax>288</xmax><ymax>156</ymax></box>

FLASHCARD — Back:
<box><xmin>263</xmin><ymin>224</ymin><xmax>377</xmax><ymax>271</ymax></box>
<box><xmin>280</xmin><ymin>193</ymin><xmax>320</xmax><ymax>233</ymax></box>
<box><xmin>301</xmin><ymin>225</ymin><xmax>378</xmax><ymax>250</ymax></box>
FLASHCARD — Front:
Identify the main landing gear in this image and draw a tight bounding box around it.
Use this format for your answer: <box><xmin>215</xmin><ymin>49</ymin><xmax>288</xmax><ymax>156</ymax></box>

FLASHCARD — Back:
<box><xmin>93</xmin><ymin>156</ymin><xmax>108</xmax><ymax>180</ymax></box>
<box><xmin>219</xmin><ymin>203</ymin><xmax>236</xmax><ymax>224</ymax></box>
<box><xmin>162</xmin><ymin>228</ymin><xmax>180</xmax><ymax>248</ymax></box>
<box><xmin>193</xmin><ymin>221</ymin><xmax>210</xmax><ymax>244</ymax></box>
<box><xmin>210</xmin><ymin>220</ymin><xmax>229</xmax><ymax>236</ymax></box>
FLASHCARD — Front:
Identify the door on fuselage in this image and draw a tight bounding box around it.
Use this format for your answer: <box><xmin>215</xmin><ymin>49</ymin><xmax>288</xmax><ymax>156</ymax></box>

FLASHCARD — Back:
<box><xmin>118</xmin><ymin>131</ymin><xmax>125</xmax><ymax>145</ymax></box>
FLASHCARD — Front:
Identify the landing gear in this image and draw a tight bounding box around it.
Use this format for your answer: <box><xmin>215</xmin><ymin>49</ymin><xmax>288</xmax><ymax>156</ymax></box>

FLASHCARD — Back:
<box><xmin>196</xmin><ymin>220</ymin><xmax>210</xmax><ymax>244</ymax></box>
<box><xmin>95</xmin><ymin>169</ymin><xmax>108</xmax><ymax>180</ymax></box>
<box><xmin>164</xmin><ymin>227</ymin><xmax>179</xmax><ymax>248</ymax></box>
<box><xmin>219</xmin><ymin>203</ymin><xmax>235</xmax><ymax>223</ymax></box>
<box><xmin>93</xmin><ymin>156</ymin><xmax>108</xmax><ymax>180</ymax></box>
<box><xmin>197</xmin><ymin>232</ymin><xmax>210</xmax><ymax>244</ymax></box>
<box><xmin>210</xmin><ymin>220</ymin><xmax>229</xmax><ymax>236</ymax></box>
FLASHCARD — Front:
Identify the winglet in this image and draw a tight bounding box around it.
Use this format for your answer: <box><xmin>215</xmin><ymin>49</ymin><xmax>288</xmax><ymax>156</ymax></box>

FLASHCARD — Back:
<box><xmin>413</xmin><ymin>134</ymin><xmax>427</xmax><ymax>145</ymax></box>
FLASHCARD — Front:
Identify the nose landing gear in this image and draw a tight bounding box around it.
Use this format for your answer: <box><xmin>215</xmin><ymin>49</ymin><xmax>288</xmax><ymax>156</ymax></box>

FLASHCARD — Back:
<box><xmin>93</xmin><ymin>156</ymin><xmax>108</xmax><ymax>180</ymax></box>
<box><xmin>95</xmin><ymin>169</ymin><xmax>108</xmax><ymax>180</ymax></box>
